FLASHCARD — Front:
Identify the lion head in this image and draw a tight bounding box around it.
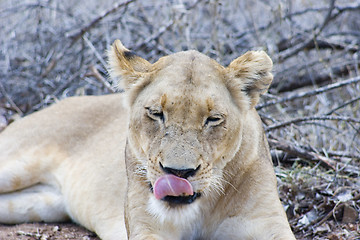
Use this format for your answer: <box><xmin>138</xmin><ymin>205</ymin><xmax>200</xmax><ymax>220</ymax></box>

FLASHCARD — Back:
<box><xmin>108</xmin><ymin>40</ymin><xmax>273</xmax><ymax>224</ymax></box>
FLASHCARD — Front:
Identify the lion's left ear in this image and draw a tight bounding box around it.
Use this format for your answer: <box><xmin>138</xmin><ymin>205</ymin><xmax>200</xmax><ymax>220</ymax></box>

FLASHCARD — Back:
<box><xmin>225</xmin><ymin>51</ymin><xmax>273</xmax><ymax>108</ymax></box>
<box><xmin>107</xmin><ymin>39</ymin><xmax>152</xmax><ymax>91</ymax></box>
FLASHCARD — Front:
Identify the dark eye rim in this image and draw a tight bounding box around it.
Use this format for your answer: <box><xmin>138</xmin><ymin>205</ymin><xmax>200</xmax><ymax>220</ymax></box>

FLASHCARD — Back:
<box><xmin>146</xmin><ymin>107</ymin><xmax>165</xmax><ymax>122</ymax></box>
<box><xmin>204</xmin><ymin>114</ymin><xmax>224</xmax><ymax>127</ymax></box>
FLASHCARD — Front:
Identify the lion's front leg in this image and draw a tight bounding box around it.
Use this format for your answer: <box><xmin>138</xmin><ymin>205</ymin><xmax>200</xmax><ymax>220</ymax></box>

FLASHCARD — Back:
<box><xmin>213</xmin><ymin>215</ymin><xmax>296</xmax><ymax>240</ymax></box>
<box><xmin>0</xmin><ymin>184</ymin><xmax>68</xmax><ymax>223</ymax></box>
<box><xmin>211</xmin><ymin>188</ymin><xmax>296</xmax><ymax>240</ymax></box>
<box><xmin>124</xmin><ymin>176</ymin><xmax>173</xmax><ymax>240</ymax></box>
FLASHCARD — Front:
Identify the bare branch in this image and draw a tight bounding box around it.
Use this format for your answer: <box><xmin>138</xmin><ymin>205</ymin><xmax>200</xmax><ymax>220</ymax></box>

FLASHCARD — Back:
<box><xmin>86</xmin><ymin>66</ymin><xmax>115</xmax><ymax>93</ymax></box>
<box><xmin>326</xmin><ymin>96</ymin><xmax>360</xmax><ymax>115</ymax></box>
<box><xmin>268</xmin><ymin>136</ymin><xmax>335</xmax><ymax>169</ymax></box>
<box><xmin>326</xmin><ymin>150</ymin><xmax>360</xmax><ymax>160</ymax></box>
<box><xmin>265</xmin><ymin>115</ymin><xmax>360</xmax><ymax>132</ymax></box>
<box><xmin>276</xmin><ymin>0</ymin><xmax>336</xmax><ymax>62</ymax></box>
<box><xmin>0</xmin><ymin>82</ymin><xmax>23</xmax><ymax>115</ymax></box>
<box><xmin>235</xmin><ymin>2</ymin><xmax>360</xmax><ymax>43</ymax></box>
<box><xmin>317</xmin><ymin>0</ymin><xmax>336</xmax><ymax>34</ymax></box>
<box><xmin>332</xmin><ymin>2</ymin><xmax>360</xmax><ymax>18</ymax></box>
<box><xmin>83</xmin><ymin>35</ymin><xmax>107</xmax><ymax>68</ymax></box>
<box><xmin>0</xmin><ymin>3</ymin><xmax>71</xmax><ymax>17</ymax></box>
<box><xmin>273</xmin><ymin>61</ymin><xmax>360</xmax><ymax>93</ymax></box>
<box><xmin>133</xmin><ymin>0</ymin><xmax>204</xmax><ymax>51</ymax></box>
<box><xmin>257</xmin><ymin>76</ymin><xmax>360</xmax><ymax>110</ymax></box>
<box><xmin>133</xmin><ymin>20</ymin><xmax>175</xmax><ymax>51</ymax></box>
<box><xmin>66</xmin><ymin>0</ymin><xmax>136</xmax><ymax>41</ymax></box>
<box><xmin>41</xmin><ymin>0</ymin><xmax>136</xmax><ymax>78</ymax></box>
<box><xmin>234</xmin><ymin>6</ymin><xmax>330</xmax><ymax>41</ymax></box>
<box><xmin>268</xmin><ymin>136</ymin><xmax>360</xmax><ymax>174</ymax></box>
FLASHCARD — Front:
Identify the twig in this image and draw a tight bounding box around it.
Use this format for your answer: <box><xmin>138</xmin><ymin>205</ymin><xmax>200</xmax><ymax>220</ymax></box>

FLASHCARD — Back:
<box><xmin>317</xmin><ymin>0</ymin><xmax>336</xmax><ymax>34</ymax></box>
<box><xmin>86</xmin><ymin>65</ymin><xmax>115</xmax><ymax>93</ymax></box>
<box><xmin>16</xmin><ymin>230</ymin><xmax>42</xmax><ymax>238</ymax></box>
<box><xmin>330</xmin><ymin>2</ymin><xmax>360</xmax><ymax>21</ymax></box>
<box><xmin>133</xmin><ymin>0</ymin><xmax>204</xmax><ymax>51</ymax></box>
<box><xmin>41</xmin><ymin>44</ymin><xmax>70</xmax><ymax>78</ymax></box>
<box><xmin>312</xmin><ymin>191</ymin><xmax>360</xmax><ymax>228</ymax></box>
<box><xmin>257</xmin><ymin>75</ymin><xmax>360</xmax><ymax>109</ymax></box>
<box><xmin>268</xmin><ymin>136</ymin><xmax>336</xmax><ymax>170</ymax></box>
<box><xmin>313</xmin><ymin>191</ymin><xmax>360</xmax><ymax>229</ymax></box>
<box><xmin>133</xmin><ymin>20</ymin><xmax>175</xmax><ymax>51</ymax></box>
<box><xmin>51</xmin><ymin>72</ymin><xmax>81</xmax><ymax>97</ymax></box>
<box><xmin>272</xmin><ymin>57</ymin><xmax>360</xmax><ymax>92</ymax></box>
<box><xmin>325</xmin><ymin>31</ymin><xmax>360</xmax><ymax>38</ymax></box>
<box><xmin>234</xmin><ymin>6</ymin><xmax>329</xmax><ymax>41</ymax></box>
<box><xmin>326</xmin><ymin>96</ymin><xmax>360</xmax><ymax>115</ymax></box>
<box><xmin>0</xmin><ymin>81</ymin><xmax>23</xmax><ymax>115</ymax></box>
<box><xmin>235</xmin><ymin>2</ymin><xmax>360</xmax><ymax>43</ymax></box>
<box><xmin>265</xmin><ymin>115</ymin><xmax>360</xmax><ymax>132</ymax></box>
<box><xmin>83</xmin><ymin>35</ymin><xmax>107</xmax><ymax>68</ymax></box>
<box><xmin>0</xmin><ymin>3</ymin><xmax>72</xmax><ymax>18</ymax></box>
<box><xmin>268</xmin><ymin>136</ymin><xmax>360</xmax><ymax>174</ymax></box>
<box><xmin>313</xmin><ymin>202</ymin><xmax>343</xmax><ymax>228</ymax></box>
<box><xmin>42</xmin><ymin>0</ymin><xmax>136</xmax><ymax>77</ymax></box>
<box><xmin>66</xmin><ymin>0</ymin><xmax>136</xmax><ymax>41</ymax></box>
<box><xmin>279</xmin><ymin>37</ymin><xmax>359</xmax><ymax>54</ymax></box>
<box><xmin>41</xmin><ymin>58</ymin><xmax>57</xmax><ymax>77</ymax></box>
<box><xmin>326</xmin><ymin>151</ymin><xmax>360</xmax><ymax>160</ymax></box>
<box><xmin>276</xmin><ymin>35</ymin><xmax>314</xmax><ymax>63</ymax></box>
<box><xmin>276</xmin><ymin>0</ymin><xmax>336</xmax><ymax>62</ymax></box>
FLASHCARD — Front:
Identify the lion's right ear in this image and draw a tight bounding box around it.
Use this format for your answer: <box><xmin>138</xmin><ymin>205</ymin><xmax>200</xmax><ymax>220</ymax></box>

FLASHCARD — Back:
<box><xmin>107</xmin><ymin>40</ymin><xmax>152</xmax><ymax>91</ymax></box>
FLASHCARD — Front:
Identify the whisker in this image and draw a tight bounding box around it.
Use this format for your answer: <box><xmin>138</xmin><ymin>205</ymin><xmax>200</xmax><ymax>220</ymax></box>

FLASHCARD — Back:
<box><xmin>201</xmin><ymin>171</ymin><xmax>226</xmax><ymax>197</ymax></box>
<box><xmin>210</xmin><ymin>167</ymin><xmax>239</xmax><ymax>194</ymax></box>
<box><xmin>219</xmin><ymin>178</ymin><xmax>239</xmax><ymax>194</ymax></box>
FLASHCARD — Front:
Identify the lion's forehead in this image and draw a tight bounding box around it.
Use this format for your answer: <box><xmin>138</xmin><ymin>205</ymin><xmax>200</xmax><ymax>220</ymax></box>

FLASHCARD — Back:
<box><xmin>153</xmin><ymin>51</ymin><xmax>225</xmax><ymax>85</ymax></box>
<box><xmin>150</xmin><ymin>71</ymin><xmax>230</xmax><ymax>111</ymax></box>
<box><xmin>145</xmin><ymin>50</ymin><xmax>232</xmax><ymax>105</ymax></box>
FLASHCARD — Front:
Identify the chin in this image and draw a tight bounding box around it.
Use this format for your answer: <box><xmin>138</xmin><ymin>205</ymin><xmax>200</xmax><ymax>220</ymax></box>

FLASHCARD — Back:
<box><xmin>146</xmin><ymin>195</ymin><xmax>202</xmax><ymax>227</ymax></box>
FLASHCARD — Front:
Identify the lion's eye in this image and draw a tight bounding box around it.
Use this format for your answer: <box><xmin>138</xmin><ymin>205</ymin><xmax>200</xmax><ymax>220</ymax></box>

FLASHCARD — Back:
<box><xmin>204</xmin><ymin>115</ymin><xmax>224</xmax><ymax>127</ymax></box>
<box><xmin>146</xmin><ymin>107</ymin><xmax>165</xmax><ymax>122</ymax></box>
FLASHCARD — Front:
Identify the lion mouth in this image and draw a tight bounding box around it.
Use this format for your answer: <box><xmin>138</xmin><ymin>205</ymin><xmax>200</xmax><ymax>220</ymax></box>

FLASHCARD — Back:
<box><xmin>162</xmin><ymin>192</ymin><xmax>201</xmax><ymax>205</ymax></box>
<box><xmin>150</xmin><ymin>174</ymin><xmax>201</xmax><ymax>205</ymax></box>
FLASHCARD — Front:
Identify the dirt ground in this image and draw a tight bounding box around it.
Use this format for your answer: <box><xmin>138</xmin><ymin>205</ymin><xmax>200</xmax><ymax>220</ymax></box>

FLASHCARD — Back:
<box><xmin>1</xmin><ymin>221</ymin><xmax>359</xmax><ymax>240</ymax></box>
<box><xmin>0</xmin><ymin>223</ymin><xmax>100</xmax><ymax>240</ymax></box>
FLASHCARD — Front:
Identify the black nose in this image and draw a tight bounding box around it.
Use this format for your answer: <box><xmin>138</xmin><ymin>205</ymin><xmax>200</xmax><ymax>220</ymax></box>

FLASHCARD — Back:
<box><xmin>160</xmin><ymin>163</ymin><xmax>200</xmax><ymax>179</ymax></box>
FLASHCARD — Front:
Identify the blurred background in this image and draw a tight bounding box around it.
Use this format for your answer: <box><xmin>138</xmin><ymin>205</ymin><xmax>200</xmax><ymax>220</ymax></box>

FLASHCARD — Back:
<box><xmin>0</xmin><ymin>0</ymin><xmax>359</xmax><ymax>239</ymax></box>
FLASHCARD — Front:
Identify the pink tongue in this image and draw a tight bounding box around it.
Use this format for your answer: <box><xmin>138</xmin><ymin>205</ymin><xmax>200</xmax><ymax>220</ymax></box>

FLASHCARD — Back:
<box><xmin>153</xmin><ymin>174</ymin><xmax>193</xmax><ymax>200</ymax></box>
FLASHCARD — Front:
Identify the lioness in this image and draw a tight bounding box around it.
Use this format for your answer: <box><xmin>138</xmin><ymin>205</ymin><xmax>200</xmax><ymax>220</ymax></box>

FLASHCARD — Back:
<box><xmin>0</xmin><ymin>40</ymin><xmax>295</xmax><ymax>240</ymax></box>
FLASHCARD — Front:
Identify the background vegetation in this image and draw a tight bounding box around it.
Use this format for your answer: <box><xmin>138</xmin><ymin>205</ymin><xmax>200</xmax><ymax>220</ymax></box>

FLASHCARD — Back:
<box><xmin>0</xmin><ymin>0</ymin><xmax>359</xmax><ymax>239</ymax></box>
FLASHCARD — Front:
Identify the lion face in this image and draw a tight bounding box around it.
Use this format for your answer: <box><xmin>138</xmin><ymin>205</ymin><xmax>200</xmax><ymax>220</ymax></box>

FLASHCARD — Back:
<box><xmin>108</xmin><ymin>40</ymin><xmax>273</xmax><ymax>221</ymax></box>
<box><xmin>129</xmin><ymin>53</ymin><xmax>245</xmax><ymax>200</ymax></box>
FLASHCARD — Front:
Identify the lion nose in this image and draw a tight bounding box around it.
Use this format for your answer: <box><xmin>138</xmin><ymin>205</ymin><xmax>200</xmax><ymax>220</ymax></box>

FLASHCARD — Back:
<box><xmin>160</xmin><ymin>162</ymin><xmax>200</xmax><ymax>179</ymax></box>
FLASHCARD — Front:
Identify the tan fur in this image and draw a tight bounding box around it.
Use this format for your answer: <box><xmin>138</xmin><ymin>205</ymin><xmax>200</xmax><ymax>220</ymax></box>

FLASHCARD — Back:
<box><xmin>0</xmin><ymin>40</ymin><xmax>295</xmax><ymax>240</ymax></box>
